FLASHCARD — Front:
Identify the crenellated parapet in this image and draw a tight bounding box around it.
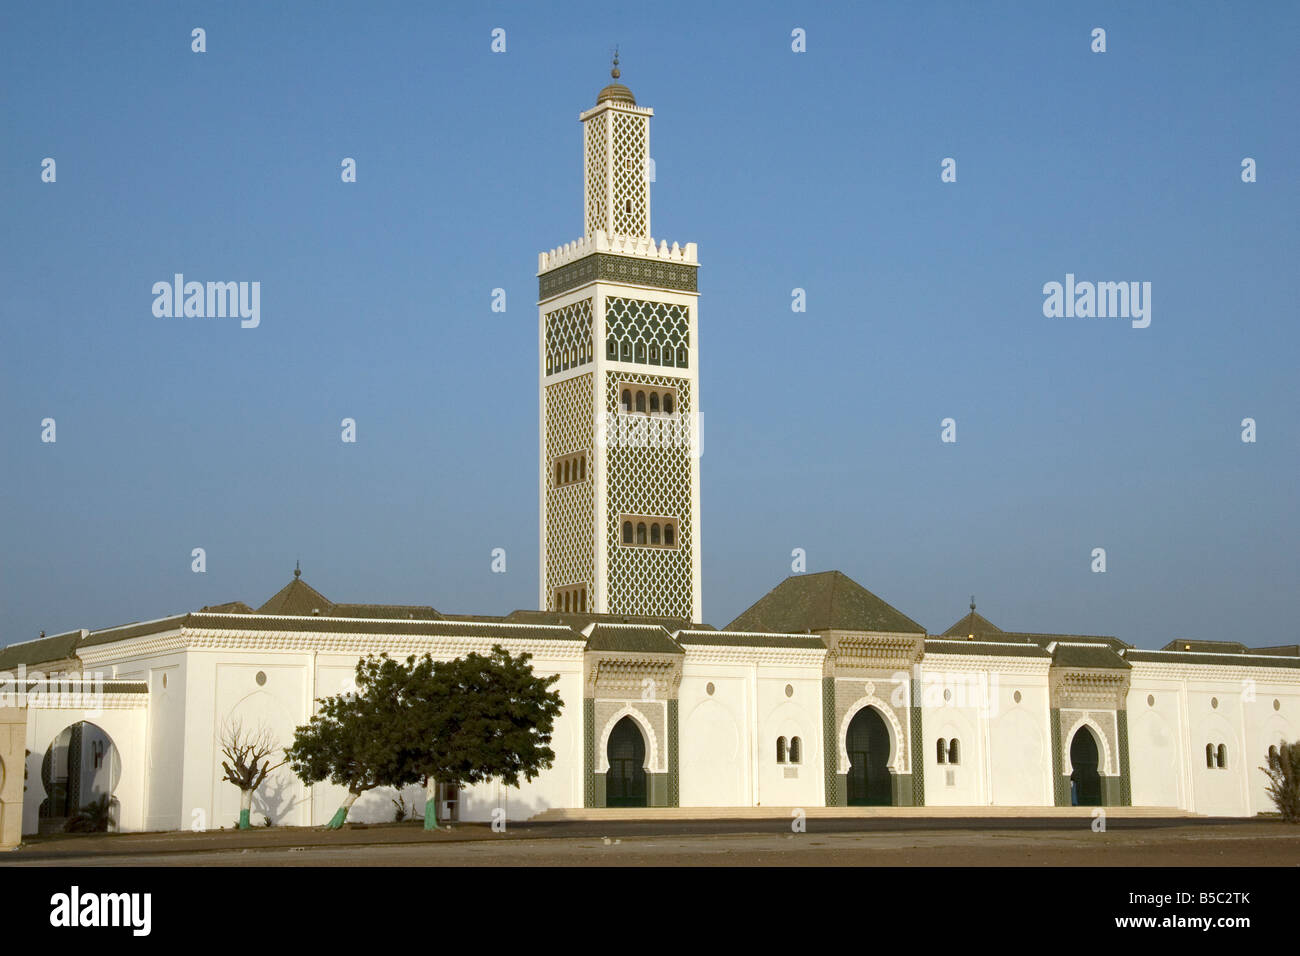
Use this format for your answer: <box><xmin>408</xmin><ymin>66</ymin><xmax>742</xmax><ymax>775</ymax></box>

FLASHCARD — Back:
<box><xmin>538</xmin><ymin>230</ymin><xmax>698</xmax><ymax>273</ymax></box>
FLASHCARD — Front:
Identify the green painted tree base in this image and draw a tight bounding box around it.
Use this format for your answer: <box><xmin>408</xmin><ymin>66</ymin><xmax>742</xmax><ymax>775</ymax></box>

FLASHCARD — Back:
<box><xmin>326</xmin><ymin>806</ymin><xmax>349</xmax><ymax>829</ymax></box>
<box><xmin>238</xmin><ymin>809</ymin><xmax>251</xmax><ymax>830</ymax></box>
<box><xmin>423</xmin><ymin>801</ymin><xmax>439</xmax><ymax>830</ymax></box>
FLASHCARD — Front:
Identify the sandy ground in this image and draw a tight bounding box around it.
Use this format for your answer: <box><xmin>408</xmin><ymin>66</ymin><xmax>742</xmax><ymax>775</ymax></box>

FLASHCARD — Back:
<box><xmin>3</xmin><ymin>818</ymin><xmax>1298</xmax><ymax>866</ymax></box>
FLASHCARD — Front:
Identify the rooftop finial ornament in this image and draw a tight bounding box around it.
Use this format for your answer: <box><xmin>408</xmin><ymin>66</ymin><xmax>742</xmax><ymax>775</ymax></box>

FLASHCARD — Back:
<box><xmin>611</xmin><ymin>46</ymin><xmax>620</xmax><ymax>80</ymax></box>
<box><xmin>295</xmin><ymin>559</ymin><xmax>301</xmax><ymax>579</ymax></box>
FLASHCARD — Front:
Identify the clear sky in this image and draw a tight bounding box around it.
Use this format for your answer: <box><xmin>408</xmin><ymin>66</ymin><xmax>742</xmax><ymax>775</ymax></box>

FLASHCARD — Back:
<box><xmin>2</xmin><ymin>1</ymin><xmax>1296</xmax><ymax>649</ymax></box>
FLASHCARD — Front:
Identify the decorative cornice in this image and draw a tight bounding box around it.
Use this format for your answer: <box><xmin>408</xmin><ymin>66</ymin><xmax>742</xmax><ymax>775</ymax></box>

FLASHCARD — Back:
<box><xmin>579</xmin><ymin>101</ymin><xmax>654</xmax><ymax>122</ymax></box>
<box><xmin>920</xmin><ymin>654</ymin><xmax>1052</xmax><ymax>676</ymax></box>
<box><xmin>76</xmin><ymin>627</ymin><xmax>587</xmax><ymax>667</ymax></box>
<box><xmin>1050</xmin><ymin>666</ymin><xmax>1131</xmax><ymax>710</ymax></box>
<box><xmin>826</xmin><ymin>631</ymin><xmax>925</xmax><ymax>676</ymax></box>
<box><xmin>585</xmin><ymin>650</ymin><xmax>682</xmax><ymax>697</ymax></box>
<box><xmin>1126</xmin><ymin>661</ymin><xmax>1300</xmax><ymax>684</ymax></box>
<box><xmin>679</xmin><ymin>644</ymin><xmax>826</xmax><ymax>667</ymax></box>
<box><xmin>540</xmin><ymin>231</ymin><xmax>697</xmax><ymax>273</ymax></box>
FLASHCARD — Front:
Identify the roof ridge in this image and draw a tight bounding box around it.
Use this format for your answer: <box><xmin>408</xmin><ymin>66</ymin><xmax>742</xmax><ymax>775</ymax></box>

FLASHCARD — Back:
<box><xmin>188</xmin><ymin>612</ymin><xmax>575</xmax><ymax>630</ymax></box>
<box><xmin>0</xmin><ymin>629</ymin><xmax>84</xmax><ymax>648</ymax></box>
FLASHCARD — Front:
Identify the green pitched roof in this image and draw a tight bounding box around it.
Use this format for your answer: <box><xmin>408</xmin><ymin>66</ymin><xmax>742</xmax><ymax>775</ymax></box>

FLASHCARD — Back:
<box><xmin>329</xmin><ymin>603</ymin><xmax>443</xmax><ymax>621</ymax></box>
<box><xmin>257</xmin><ymin>573</ymin><xmax>335</xmax><ymax>616</ymax></box>
<box><xmin>924</xmin><ymin>638</ymin><xmax>1051</xmax><ymax>659</ymax></box>
<box><xmin>726</xmin><ymin>571</ymin><xmax>925</xmax><ymax>635</ymax></box>
<box><xmin>1161</xmin><ymin>639</ymin><xmax>1249</xmax><ymax>654</ymax></box>
<box><xmin>1051</xmin><ymin>644</ymin><xmax>1131</xmax><ymax>670</ymax></box>
<box><xmin>201</xmin><ymin>601</ymin><xmax>254</xmax><ymax>614</ymax></box>
<box><xmin>0</xmin><ymin>629</ymin><xmax>85</xmax><ymax>670</ymax></box>
<box><xmin>941</xmin><ymin>610</ymin><xmax>1004</xmax><ymax>638</ymax></box>
<box><xmin>585</xmin><ymin>625</ymin><xmax>683</xmax><ymax>654</ymax></box>
<box><xmin>1124</xmin><ymin>649</ymin><xmax>1300</xmax><ymax>669</ymax></box>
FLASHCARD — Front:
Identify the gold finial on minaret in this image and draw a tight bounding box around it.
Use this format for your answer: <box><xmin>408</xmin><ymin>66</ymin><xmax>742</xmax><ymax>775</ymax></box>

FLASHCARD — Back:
<box><xmin>611</xmin><ymin>45</ymin><xmax>620</xmax><ymax>80</ymax></box>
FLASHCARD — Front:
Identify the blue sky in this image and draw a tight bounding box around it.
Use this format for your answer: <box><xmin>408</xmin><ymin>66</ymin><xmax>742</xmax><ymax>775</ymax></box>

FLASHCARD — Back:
<box><xmin>2</xmin><ymin>1</ymin><xmax>1296</xmax><ymax>648</ymax></box>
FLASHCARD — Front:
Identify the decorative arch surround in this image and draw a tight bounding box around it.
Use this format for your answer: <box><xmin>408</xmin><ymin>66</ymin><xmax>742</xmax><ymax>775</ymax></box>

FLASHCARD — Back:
<box><xmin>837</xmin><ymin>697</ymin><xmax>907</xmax><ymax>774</ymax></box>
<box><xmin>1062</xmin><ymin>715</ymin><xmax>1115</xmax><ymax>777</ymax></box>
<box><xmin>1262</xmin><ymin>714</ymin><xmax>1294</xmax><ymax>753</ymax></box>
<box><xmin>595</xmin><ymin>704</ymin><xmax>660</xmax><ymax>774</ymax></box>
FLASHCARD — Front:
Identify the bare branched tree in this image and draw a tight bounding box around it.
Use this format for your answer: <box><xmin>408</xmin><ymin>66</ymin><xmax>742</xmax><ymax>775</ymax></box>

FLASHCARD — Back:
<box><xmin>219</xmin><ymin>719</ymin><xmax>286</xmax><ymax>829</ymax></box>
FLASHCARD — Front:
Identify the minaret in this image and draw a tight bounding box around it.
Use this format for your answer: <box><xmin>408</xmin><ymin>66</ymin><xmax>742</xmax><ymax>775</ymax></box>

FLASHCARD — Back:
<box><xmin>537</xmin><ymin>56</ymin><xmax>702</xmax><ymax>622</ymax></box>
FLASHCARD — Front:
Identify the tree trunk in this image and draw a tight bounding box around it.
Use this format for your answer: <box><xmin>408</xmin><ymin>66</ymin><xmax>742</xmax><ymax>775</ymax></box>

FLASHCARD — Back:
<box><xmin>238</xmin><ymin>788</ymin><xmax>253</xmax><ymax>830</ymax></box>
<box><xmin>424</xmin><ymin>779</ymin><xmax>439</xmax><ymax>831</ymax></box>
<box><xmin>327</xmin><ymin>791</ymin><xmax>360</xmax><ymax>829</ymax></box>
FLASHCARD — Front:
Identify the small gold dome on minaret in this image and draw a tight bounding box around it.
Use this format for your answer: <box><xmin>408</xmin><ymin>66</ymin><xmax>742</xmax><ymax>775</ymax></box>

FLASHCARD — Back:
<box><xmin>597</xmin><ymin>48</ymin><xmax>636</xmax><ymax>105</ymax></box>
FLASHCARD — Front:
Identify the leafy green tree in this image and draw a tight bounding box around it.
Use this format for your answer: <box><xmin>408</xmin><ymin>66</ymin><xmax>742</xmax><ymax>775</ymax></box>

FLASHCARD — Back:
<box><xmin>286</xmin><ymin>657</ymin><xmax>422</xmax><ymax>828</ymax></box>
<box><xmin>286</xmin><ymin>646</ymin><xmax>564</xmax><ymax>830</ymax></box>
<box><xmin>404</xmin><ymin>646</ymin><xmax>564</xmax><ymax>829</ymax></box>
<box><xmin>1261</xmin><ymin>741</ymin><xmax>1300</xmax><ymax>823</ymax></box>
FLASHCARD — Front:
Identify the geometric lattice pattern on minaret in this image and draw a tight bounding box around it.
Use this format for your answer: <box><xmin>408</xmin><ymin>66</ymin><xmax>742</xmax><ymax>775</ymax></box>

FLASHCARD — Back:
<box><xmin>584</xmin><ymin>111</ymin><xmax>609</xmax><ymax>237</ymax></box>
<box><xmin>545</xmin><ymin>298</ymin><xmax>594</xmax><ymax>376</ymax></box>
<box><xmin>611</xmin><ymin>112</ymin><xmax>649</xmax><ymax>237</ymax></box>
<box><xmin>545</xmin><ymin>372</ymin><xmax>595</xmax><ymax>606</ymax></box>
<box><xmin>605</xmin><ymin>297</ymin><xmax>689</xmax><ymax>368</ymax></box>
<box><xmin>603</xmin><ymin>370</ymin><xmax>694</xmax><ymax>619</ymax></box>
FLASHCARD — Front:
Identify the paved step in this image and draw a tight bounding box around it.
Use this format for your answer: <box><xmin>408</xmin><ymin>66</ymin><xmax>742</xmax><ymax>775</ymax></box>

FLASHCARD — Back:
<box><xmin>528</xmin><ymin>805</ymin><xmax>1201</xmax><ymax>822</ymax></box>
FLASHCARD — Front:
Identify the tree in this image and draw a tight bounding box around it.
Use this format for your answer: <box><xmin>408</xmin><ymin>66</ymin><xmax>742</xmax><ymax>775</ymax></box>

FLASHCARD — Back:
<box><xmin>286</xmin><ymin>655</ymin><xmax>424</xmax><ymax>828</ymax></box>
<box><xmin>219</xmin><ymin>719</ymin><xmax>286</xmax><ymax>830</ymax></box>
<box><xmin>1261</xmin><ymin>741</ymin><xmax>1300</xmax><ymax>823</ymax></box>
<box><xmin>286</xmin><ymin>647</ymin><xmax>565</xmax><ymax>830</ymax></box>
<box><xmin>404</xmin><ymin>645</ymin><xmax>564</xmax><ymax>830</ymax></box>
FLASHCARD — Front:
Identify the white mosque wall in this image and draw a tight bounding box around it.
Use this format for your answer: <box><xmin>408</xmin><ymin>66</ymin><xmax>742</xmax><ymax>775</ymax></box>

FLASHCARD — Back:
<box><xmin>1125</xmin><ymin>677</ymin><xmax>1188</xmax><ymax>810</ymax></box>
<box><xmin>23</xmin><ymin>703</ymin><xmax>147</xmax><ymax>835</ymax></box>
<box><xmin>986</xmin><ymin>677</ymin><xmax>1054</xmax><ymax>807</ymax></box>
<box><xmin>678</xmin><ymin>648</ymin><xmax>824</xmax><ymax>808</ymax></box>
<box><xmin>1244</xmin><ymin>681</ymin><xmax>1297</xmax><ymax>814</ymax></box>
<box><xmin>48</xmin><ymin>629</ymin><xmax>1300</xmax><ymax>828</ymax></box>
<box><xmin>79</xmin><ymin>637</ymin><xmax>587</xmax><ymax>830</ymax></box>
<box><xmin>918</xmin><ymin>657</ymin><xmax>1054</xmax><ymax>808</ymax></box>
<box><xmin>1127</xmin><ymin>665</ymin><xmax>1299</xmax><ymax>817</ymax></box>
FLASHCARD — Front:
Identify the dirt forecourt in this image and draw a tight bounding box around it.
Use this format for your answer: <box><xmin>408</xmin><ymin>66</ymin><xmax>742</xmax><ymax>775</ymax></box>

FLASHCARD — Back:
<box><xmin>2</xmin><ymin>817</ymin><xmax>1297</xmax><ymax>867</ymax></box>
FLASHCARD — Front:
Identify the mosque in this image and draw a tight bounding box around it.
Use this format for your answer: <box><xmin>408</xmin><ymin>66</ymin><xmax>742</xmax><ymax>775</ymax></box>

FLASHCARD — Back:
<box><xmin>1</xmin><ymin>64</ymin><xmax>1295</xmax><ymax>844</ymax></box>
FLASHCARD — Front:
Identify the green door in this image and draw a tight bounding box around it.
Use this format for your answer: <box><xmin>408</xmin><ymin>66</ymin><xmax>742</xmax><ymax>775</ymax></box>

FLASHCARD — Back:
<box><xmin>606</xmin><ymin>716</ymin><xmax>647</xmax><ymax>807</ymax></box>
<box><xmin>1069</xmin><ymin>728</ymin><xmax>1103</xmax><ymax>806</ymax></box>
<box><xmin>846</xmin><ymin>707</ymin><xmax>891</xmax><ymax>806</ymax></box>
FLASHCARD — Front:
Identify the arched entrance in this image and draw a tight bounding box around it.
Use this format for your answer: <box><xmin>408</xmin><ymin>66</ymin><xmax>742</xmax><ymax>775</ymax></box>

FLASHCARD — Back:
<box><xmin>605</xmin><ymin>716</ymin><xmax>647</xmax><ymax>807</ymax></box>
<box><xmin>846</xmin><ymin>707</ymin><xmax>891</xmax><ymax>806</ymax></box>
<box><xmin>1069</xmin><ymin>726</ymin><xmax>1103</xmax><ymax>806</ymax></box>
<box><xmin>40</xmin><ymin>721</ymin><xmax>121</xmax><ymax>833</ymax></box>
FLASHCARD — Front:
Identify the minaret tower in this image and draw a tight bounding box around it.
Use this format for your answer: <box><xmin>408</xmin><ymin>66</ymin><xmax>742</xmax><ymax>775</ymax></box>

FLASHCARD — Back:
<box><xmin>537</xmin><ymin>56</ymin><xmax>702</xmax><ymax>622</ymax></box>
